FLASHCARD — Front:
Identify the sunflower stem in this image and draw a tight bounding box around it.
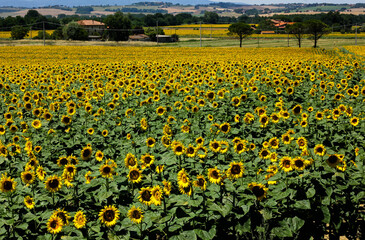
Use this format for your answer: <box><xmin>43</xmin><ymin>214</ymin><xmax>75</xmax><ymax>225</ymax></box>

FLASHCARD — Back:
<box><xmin>139</xmin><ymin>221</ymin><xmax>143</xmax><ymax>240</ymax></box>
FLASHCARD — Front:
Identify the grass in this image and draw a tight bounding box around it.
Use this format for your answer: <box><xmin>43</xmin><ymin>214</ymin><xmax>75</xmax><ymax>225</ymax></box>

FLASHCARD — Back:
<box><xmin>0</xmin><ymin>37</ymin><xmax>364</xmax><ymax>49</ymax></box>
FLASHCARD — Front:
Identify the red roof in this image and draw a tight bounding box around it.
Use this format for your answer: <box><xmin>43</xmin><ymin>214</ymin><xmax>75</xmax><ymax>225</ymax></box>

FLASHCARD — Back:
<box><xmin>77</xmin><ymin>20</ymin><xmax>105</xmax><ymax>26</ymax></box>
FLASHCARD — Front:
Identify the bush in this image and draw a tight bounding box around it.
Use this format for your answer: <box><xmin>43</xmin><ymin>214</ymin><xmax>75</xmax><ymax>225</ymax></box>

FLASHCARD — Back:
<box><xmin>62</xmin><ymin>22</ymin><xmax>88</xmax><ymax>41</ymax></box>
<box><xmin>11</xmin><ymin>26</ymin><xmax>29</xmax><ymax>40</ymax></box>
<box><xmin>33</xmin><ymin>30</ymin><xmax>51</xmax><ymax>40</ymax></box>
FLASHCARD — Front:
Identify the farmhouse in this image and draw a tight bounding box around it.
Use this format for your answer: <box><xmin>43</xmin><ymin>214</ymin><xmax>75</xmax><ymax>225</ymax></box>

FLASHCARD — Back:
<box><xmin>77</xmin><ymin>20</ymin><xmax>106</xmax><ymax>40</ymax></box>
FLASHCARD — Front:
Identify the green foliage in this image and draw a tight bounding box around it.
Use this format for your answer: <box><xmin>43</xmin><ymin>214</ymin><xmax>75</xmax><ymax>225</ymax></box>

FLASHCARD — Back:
<box><xmin>10</xmin><ymin>25</ymin><xmax>29</xmax><ymax>40</ymax></box>
<box><xmin>145</xmin><ymin>27</ymin><xmax>165</xmax><ymax>42</ymax></box>
<box><xmin>62</xmin><ymin>21</ymin><xmax>88</xmax><ymax>41</ymax></box>
<box><xmin>286</xmin><ymin>22</ymin><xmax>306</xmax><ymax>47</ymax></box>
<box><xmin>228</xmin><ymin>22</ymin><xmax>253</xmax><ymax>47</ymax></box>
<box><xmin>103</xmin><ymin>12</ymin><xmax>132</xmax><ymax>41</ymax></box>
<box><xmin>75</xmin><ymin>6</ymin><xmax>94</xmax><ymax>14</ymax></box>
<box><xmin>203</xmin><ymin>12</ymin><xmax>219</xmax><ymax>24</ymax></box>
<box><xmin>305</xmin><ymin>19</ymin><xmax>331</xmax><ymax>48</ymax></box>
<box><xmin>33</xmin><ymin>30</ymin><xmax>51</xmax><ymax>40</ymax></box>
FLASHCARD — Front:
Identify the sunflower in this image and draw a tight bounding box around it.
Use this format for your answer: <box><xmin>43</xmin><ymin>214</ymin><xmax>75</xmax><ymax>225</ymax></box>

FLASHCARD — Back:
<box><xmin>81</xmin><ymin>146</ymin><xmax>92</xmax><ymax>160</ymax></box>
<box><xmin>292</xmin><ymin>104</ymin><xmax>302</xmax><ymax>115</ymax></box>
<box><xmin>47</xmin><ymin>215</ymin><xmax>63</xmax><ymax>234</ymax></box>
<box><xmin>99</xmin><ymin>205</ymin><xmax>120</xmax><ymax>227</ymax></box>
<box><xmin>280</xmin><ymin>156</ymin><xmax>293</xmax><ymax>172</ymax></box>
<box><xmin>209</xmin><ymin>139</ymin><xmax>221</xmax><ymax>153</ymax></box>
<box><xmin>87</xmin><ymin>128</ymin><xmax>94</xmax><ymax>135</ymax></box>
<box><xmin>248</xmin><ymin>182</ymin><xmax>268</xmax><ymax>201</ymax></box>
<box><xmin>296</xmin><ymin>137</ymin><xmax>307</xmax><ymax>149</ymax></box>
<box><xmin>73</xmin><ymin>210</ymin><xmax>87</xmax><ymax>229</ymax></box>
<box><xmin>0</xmin><ymin>173</ymin><xmax>16</xmax><ymax>193</ymax></box>
<box><xmin>314</xmin><ymin>144</ymin><xmax>326</xmax><ymax>156</ymax></box>
<box><xmin>269</xmin><ymin>137</ymin><xmax>279</xmax><ymax>149</ymax></box>
<box><xmin>140</xmin><ymin>153</ymin><xmax>155</xmax><ymax>169</ymax></box>
<box><xmin>208</xmin><ymin>167</ymin><xmax>222</xmax><ymax>184</ymax></box>
<box><xmin>172</xmin><ymin>142</ymin><xmax>185</xmax><ymax>156</ymax></box>
<box><xmin>177</xmin><ymin>168</ymin><xmax>190</xmax><ymax>188</ymax></box>
<box><xmin>293</xmin><ymin>157</ymin><xmax>306</xmax><ymax>171</ymax></box>
<box><xmin>227</xmin><ymin>161</ymin><xmax>244</xmax><ymax>179</ymax></box>
<box><xmin>195</xmin><ymin>137</ymin><xmax>204</xmax><ymax>146</ymax></box>
<box><xmin>234</xmin><ymin>141</ymin><xmax>246</xmax><ymax>154</ymax></box>
<box><xmin>140</xmin><ymin>118</ymin><xmax>148</xmax><ymax>130</ymax></box>
<box><xmin>220</xmin><ymin>122</ymin><xmax>231</xmax><ymax>134</ymax></box>
<box><xmin>52</xmin><ymin>209</ymin><xmax>70</xmax><ymax>226</ymax></box>
<box><xmin>179</xmin><ymin>185</ymin><xmax>193</xmax><ymax>196</ymax></box>
<box><xmin>350</xmin><ymin>117</ymin><xmax>359</xmax><ymax>127</ymax></box>
<box><xmin>99</xmin><ymin>160</ymin><xmax>116</xmax><ymax>179</ymax></box>
<box><xmin>34</xmin><ymin>146</ymin><xmax>42</xmax><ymax>153</ymax></box>
<box><xmin>151</xmin><ymin>185</ymin><xmax>163</xmax><ymax>205</ymax></box>
<box><xmin>21</xmin><ymin>170</ymin><xmax>35</xmax><ymax>186</ymax></box>
<box><xmin>128</xmin><ymin>206</ymin><xmax>144</xmax><ymax>224</ymax></box>
<box><xmin>326</xmin><ymin>154</ymin><xmax>341</xmax><ymax>168</ymax></box>
<box><xmin>24</xmin><ymin>195</ymin><xmax>35</xmax><ymax>209</ymax></box>
<box><xmin>57</xmin><ymin>156</ymin><xmax>69</xmax><ymax>167</ymax></box>
<box><xmin>63</xmin><ymin>164</ymin><xmax>77</xmax><ymax>179</ymax></box>
<box><xmin>92</xmin><ymin>151</ymin><xmax>103</xmax><ymax>162</ymax></box>
<box><xmin>259</xmin><ymin>114</ymin><xmax>269</xmax><ymax>128</ymax></box>
<box><xmin>36</xmin><ymin>166</ymin><xmax>46</xmax><ymax>181</ymax></box>
<box><xmin>259</xmin><ymin>148</ymin><xmax>271</xmax><ymax>159</ymax></box>
<box><xmin>101</xmin><ymin>129</ymin><xmax>108</xmax><ymax>137</ymax></box>
<box><xmin>128</xmin><ymin>167</ymin><xmax>142</xmax><ymax>183</ymax></box>
<box><xmin>61</xmin><ymin>115</ymin><xmax>72</xmax><ymax>126</ymax></box>
<box><xmin>193</xmin><ymin>175</ymin><xmax>207</xmax><ymax>190</ymax></box>
<box><xmin>146</xmin><ymin>137</ymin><xmax>156</xmax><ymax>148</ymax></box>
<box><xmin>138</xmin><ymin>187</ymin><xmax>154</xmax><ymax>205</ymax></box>
<box><xmin>45</xmin><ymin>175</ymin><xmax>62</xmax><ymax>193</ymax></box>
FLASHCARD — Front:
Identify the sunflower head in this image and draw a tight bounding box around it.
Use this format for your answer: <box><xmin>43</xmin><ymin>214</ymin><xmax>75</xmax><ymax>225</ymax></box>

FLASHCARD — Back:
<box><xmin>81</xmin><ymin>146</ymin><xmax>92</xmax><ymax>160</ymax></box>
<box><xmin>227</xmin><ymin>162</ymin><xmax>244</xmax><ymax>179</ymax></box>
<box><xmin>45</xmin><ymin>175</ymin><xmax>62</xmax><ymax>193</ymax></box>
<box><xmin>24</xmin><ymin>195</ymin><xmax>35</xmax><ymax>209</ymax></box>
<box><xmin>128</xmin><ymin>167</ymin><xmax>142</xmax><ymax>183</ymax></box>
<box><xmin>0</xmin><ymin>173</ymin><xmax>16</xmax><ymax>193</ymax></box>
<box><xmin>73</xmin><ymin>210</ymin><xmax>87</xmax><ymax>229</ymax></box>
<box><xmin>128</xmin><ymin>206</ymin><xmax>144</xmax><ymax>224</ymax></box>
<box><xmin>47</xmin><ymin>215</ymin><xmax>63</xmax><ymax>234</ymax></box>
<box><xmin>280</xmin><ymin>156</ymin><xmax>293</xmax><ymax>172</ymax></box>
<box><xmin>248</xmin><ymin>182</ymin><xmax>268</xmax><ymax>201</ymax></box>
<box><xmin>138</xmin><ymin>187</ymin><xmax>153</xmax><ymax>205</ymax></box>
<box><xmin>21</xmin><ymin>170</ymin><xmax>35</xmax><ymax>186</ymax></box>
<box><xmin>208</xmin><ymin>167</ymin><xmax>222</xmax><ymax>184</ymax></box>
<box><xmin>99</xmin><ymin>205</ymin><xmax>119</xmax><ymax>227</ymax></box>
<box><xmin>193</xmin><ymin>175</ymin><xmax>207</xmax><ymax>190</ymax></box>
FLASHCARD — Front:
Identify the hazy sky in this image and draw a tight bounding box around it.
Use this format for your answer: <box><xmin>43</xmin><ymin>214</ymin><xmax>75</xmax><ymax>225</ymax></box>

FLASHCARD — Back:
<box><xmin>0</xmin><ymin>0</ymin><xmax>364</xmax><ymax>7</ymax></box>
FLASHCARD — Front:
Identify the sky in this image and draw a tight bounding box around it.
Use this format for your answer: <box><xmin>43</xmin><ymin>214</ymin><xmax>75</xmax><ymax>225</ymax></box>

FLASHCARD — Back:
<box><xmin>0</xmin><ymin>0</ymin><xmax>364</xmax><ymax>8</ymax></box>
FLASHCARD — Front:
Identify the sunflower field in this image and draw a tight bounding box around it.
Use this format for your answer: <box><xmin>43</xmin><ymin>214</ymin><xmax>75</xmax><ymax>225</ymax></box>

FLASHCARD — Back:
<box><xmin>0</xmin><ymin>46</ymin><xmax>364</xmax><ymax>240</ymax></box>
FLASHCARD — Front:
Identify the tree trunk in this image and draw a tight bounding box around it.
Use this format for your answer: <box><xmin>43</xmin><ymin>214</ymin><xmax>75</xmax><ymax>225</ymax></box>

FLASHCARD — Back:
<box><xmin>314</xmin><ymin>33</ymin><xmax>317</xmax><ymax>48</ymax></box>
<box><xmin>240</xmin><ymin>36</ymin><xmax>242</xmax><ymax>48</ymax></box>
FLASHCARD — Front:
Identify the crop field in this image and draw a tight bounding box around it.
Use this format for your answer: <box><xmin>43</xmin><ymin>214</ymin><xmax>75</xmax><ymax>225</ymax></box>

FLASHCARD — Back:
<box><xmin>0</xmin><ymin>46</ymin><xmax>364</xmax><ymax>240</ymax></box>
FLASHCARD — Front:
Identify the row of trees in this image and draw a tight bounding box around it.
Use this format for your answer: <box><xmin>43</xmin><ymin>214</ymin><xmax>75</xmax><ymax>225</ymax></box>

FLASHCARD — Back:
<box><xmin>228</xmin><ymin>20</ymin><xmax>331</xmax><ymax>48</ymax></box>
<box><xmin>1</xmin><ymin>9</ymin><xmax>365</xmax><ymax>33</ymax></box>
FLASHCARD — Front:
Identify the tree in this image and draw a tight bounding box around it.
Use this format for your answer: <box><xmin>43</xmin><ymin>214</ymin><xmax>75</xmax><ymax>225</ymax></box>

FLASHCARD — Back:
<box><xmin>305</xmin><ymin>20</ymin><xmax>331</xmax><ymax>48</ymax></box>
<box><xmin>228</xmin><ymin>22</ymin><xmax>253</xmax><ymax>48</ymax></box>
<box><xmin>145</xmin><ymin>27</ymin><xmax>164</xmax><ymax>42</ymax></box>
<box><xmin>33</xmin><ymin>30</ymin><xmax>51</xmax><ymax>40</ymax></box>
<box><xmin>286</xmin><ymin>22</ymin><xmax>306</xmax><ymax>48</ymax></box>
<box><xmin>51</xmin><ymin>27</ymin><xmax>64</xmax><ymax>40</ymax></box>
<box><xmin>11</xmin><ymin>26</ymin><xmax>29</xmax><ymax>40</ymax></box>
<box><xmin>104</xmin><ymin>12</ymin><xmax>131</xmax><ymax>41</ymax></box>
<box><xmin>203</xmin><ymin>11</ymin><xmax>219</xmax><ymax>24</ymax></box>
<box><xmin>62</xmin><ymin>21</ymin><xmax>88</xmax><ymax>40</ymax></box>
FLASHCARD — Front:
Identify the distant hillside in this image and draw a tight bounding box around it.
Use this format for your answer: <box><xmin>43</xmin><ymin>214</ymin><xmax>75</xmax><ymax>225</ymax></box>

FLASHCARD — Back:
<box><xmin>0</xmin><ymin>0</ymin><xmax>213</xmax><ymax>8</ymax></box>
